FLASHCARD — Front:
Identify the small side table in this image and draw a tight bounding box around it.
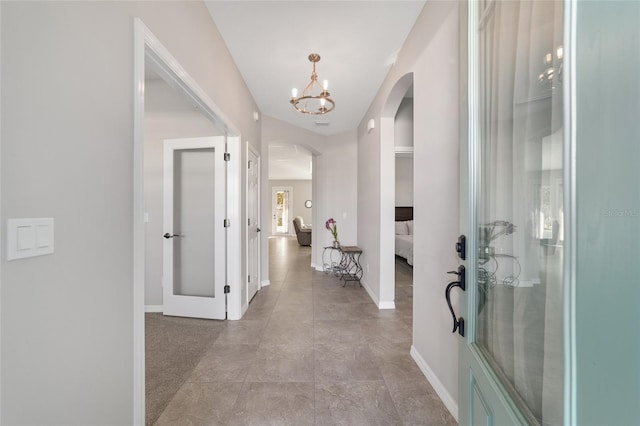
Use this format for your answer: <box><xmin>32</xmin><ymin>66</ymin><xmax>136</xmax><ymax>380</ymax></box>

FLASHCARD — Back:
<box><xmin>337</xmin><ymin>246</ymin><xmax>363</xmax><ymax>286</ymax></box>
<box><xmin>322</xmin><ymin>246</ymin><xmax>343</xmax><ymax>275</ymax></box>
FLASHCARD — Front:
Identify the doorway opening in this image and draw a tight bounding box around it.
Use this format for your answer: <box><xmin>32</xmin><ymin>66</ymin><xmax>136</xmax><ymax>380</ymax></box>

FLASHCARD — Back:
<box><xmin>271</xmin><ymin>187</ymin><xmax>293</xmax><ymax>235</ymax></box>
<box><xmin>133</xmin><ymin>18</ymin><xmax>243</xmax><ymax>424</ymax></box>
<box><xmin>379</xmin><ymin>73</ymin><xmax>414</xmax><ymax>311</ymax></box>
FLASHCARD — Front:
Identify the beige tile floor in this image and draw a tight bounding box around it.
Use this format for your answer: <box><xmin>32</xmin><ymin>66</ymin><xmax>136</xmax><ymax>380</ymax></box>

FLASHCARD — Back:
<box><xmin>150</xmin><ymin>236</ymin><xmax>456</xmax><ymax>425</ymax></box>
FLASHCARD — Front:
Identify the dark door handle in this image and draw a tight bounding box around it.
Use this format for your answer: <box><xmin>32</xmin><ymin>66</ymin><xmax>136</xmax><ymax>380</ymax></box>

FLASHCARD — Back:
<box><xmin>163</xmin><ymin>233</ymin><xmax>180</xmax><ymax>239</ymax></box>
<box><xmin>445</xmin><ymin>265</ymin><xmax>466</xmax><ymax>336</ymax></box>
<box><xmin>257</xmin><ymin>228</ymin><xmax>261</xmax><ymax>232</ymax></box>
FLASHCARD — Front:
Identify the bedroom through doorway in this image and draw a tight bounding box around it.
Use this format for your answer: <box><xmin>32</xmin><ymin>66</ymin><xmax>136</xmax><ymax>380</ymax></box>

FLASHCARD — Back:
<box><xmin>393</xmin><ymin>85</ymin><xmax>414</xmax><ymax>315</ymax></box>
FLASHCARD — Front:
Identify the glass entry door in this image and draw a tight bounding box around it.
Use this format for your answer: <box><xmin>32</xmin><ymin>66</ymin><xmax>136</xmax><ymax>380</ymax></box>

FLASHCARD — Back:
<box><xmin>162</xmin><ymin>137</ymin><xmax>226</xmax><ymax>320</ymax></box>
<box><xmin>272</xmin><ymin>187</ymin><xmax>292</xmax><ymax>234</ymax></box>
<box><xmin>459</xmin><ymin>1</ymin><xmax>565</xmax><ymax>424</ymax></box>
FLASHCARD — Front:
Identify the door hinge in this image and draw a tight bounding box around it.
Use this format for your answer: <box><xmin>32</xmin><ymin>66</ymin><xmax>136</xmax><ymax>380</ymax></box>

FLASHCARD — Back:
<box><xmin>248</xmin><ymin>160</ymin><xmax>252</xmax><ymax>169</ymax></box>
<box><xmin>224</xmin><ymin>152</ymin><xmax>231</xmax><ymax>161</ymax></box>
<box><xmin>224</xmin><ymin>219</ymin><xmax>230</xmax><ymax>228</ymax></box>
<box><xmin>248</xmin><ymin>218</ymin><xmax>251</xmax><ymax>226</ymax></box>
<box><xmin>248</xmin><ymin>275</ymin><xmax>251</xmax><ymax>283</ymax></box>
<box><xmin>224</xmin><ymin>285</ymin><xmax>230</xmax><ymax>294</ymax></box>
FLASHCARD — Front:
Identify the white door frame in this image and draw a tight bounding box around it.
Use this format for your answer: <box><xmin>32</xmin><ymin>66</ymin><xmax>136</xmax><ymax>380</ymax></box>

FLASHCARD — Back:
<box><xmin>271</xmin><ymin>186</ymin><xmax>294</xmax><ymax>235</ymax></box>
<box><xmin>133</xmin><ymin>18</ymin><xmax>242</xmax><ymax>425</ymax></box>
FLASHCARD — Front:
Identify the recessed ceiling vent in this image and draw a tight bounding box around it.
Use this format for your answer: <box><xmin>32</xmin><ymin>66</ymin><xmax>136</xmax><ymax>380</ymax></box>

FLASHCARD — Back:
<box><xmin>315</xmin><ymin>121</ymin><xmax>330</xmax><ymax>126</ymax></box>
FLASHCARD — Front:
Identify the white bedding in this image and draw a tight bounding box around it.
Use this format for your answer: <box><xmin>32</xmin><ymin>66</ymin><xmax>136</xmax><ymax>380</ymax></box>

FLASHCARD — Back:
<box><xmin>395</xmin><ymin>234</ymin><xmax>414</xmax><ymax>266</ymax></box>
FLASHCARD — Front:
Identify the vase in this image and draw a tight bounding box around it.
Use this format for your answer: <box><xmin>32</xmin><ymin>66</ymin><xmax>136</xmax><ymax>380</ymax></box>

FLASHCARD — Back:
<box><xmin>332</xmin><ymin>240</ymin><xmax>340</xmax><ymax>248</ymax></box>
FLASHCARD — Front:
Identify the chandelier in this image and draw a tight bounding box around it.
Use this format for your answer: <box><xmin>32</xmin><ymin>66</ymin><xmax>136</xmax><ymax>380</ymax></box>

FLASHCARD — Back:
<box><xmin>290</xmin><ymin>53</ymin><xmax>335</xmax><ymax>115</ymax></box>
<box><xmin>538</xmin><ymin>45</ymin><xmax>563</xmax><ymax>89</ymax></box>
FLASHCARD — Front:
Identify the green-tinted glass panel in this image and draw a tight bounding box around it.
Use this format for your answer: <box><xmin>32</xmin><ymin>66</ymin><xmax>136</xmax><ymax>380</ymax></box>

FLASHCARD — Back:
<box><xmin>475</xmin><ymin>1</ymin><xmax>564</xmax><ymax>424</ymax></box>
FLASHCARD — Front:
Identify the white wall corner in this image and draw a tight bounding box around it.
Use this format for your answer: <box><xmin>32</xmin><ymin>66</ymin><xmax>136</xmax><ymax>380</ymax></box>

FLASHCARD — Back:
<box><xmin>410</xmin><ymin>345</ymin><xmax>459</xmax><ymax>422</ymax></box>
<box><xmin>360</xmin><ymin>279</ymin><xmax>380</xmax><ymax>306</ymax></box>
<box><xmin>144</xmin><ymin>305</ymin><xmax>163</xmax><ymax>313</ymax></box>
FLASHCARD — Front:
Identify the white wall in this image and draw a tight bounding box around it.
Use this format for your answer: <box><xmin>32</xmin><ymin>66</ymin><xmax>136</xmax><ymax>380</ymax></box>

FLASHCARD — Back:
<box><xmin>357</xmin><ymin>0</ymin><xmax>461</xmax><ymax>417</ymax></box>
<box><xmin>315</xmin><ymin>131</ymin><xmax>359</xmax><ymax>260</ymax></box>
<box><xmin>395</xmin><ymin>156</ymin><xmax>414</xmax><ymax>206</ymax></box>
<box><xmin>394</xmin><ymin>97</ymin><xmax>414</xmax><ymax>207</ymax></box>
<box><xmin>269</xmin><ymin>180</ymin><xmax>312</xmax><ymax>234</ymax></box>
<box><xmin>1</xmin><ymin>2</ymin><xmax>260</xmax><ymax>423</ymax></box>
<box><xmin>144</xmin><ymin>81</ymin><xmax>222</xmax><ymax>307</ymax></box>
<box><xmin>395</xmin><ymin>97</ymin><xmax>414</xmax><ymax>147</ymax></box>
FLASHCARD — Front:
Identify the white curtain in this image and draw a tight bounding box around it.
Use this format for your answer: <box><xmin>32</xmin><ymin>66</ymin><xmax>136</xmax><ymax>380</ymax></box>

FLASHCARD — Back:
<box><xmin>476</xmin><ymin>1</ymin><xmax>564</xmax><ymax>425</ymax></box>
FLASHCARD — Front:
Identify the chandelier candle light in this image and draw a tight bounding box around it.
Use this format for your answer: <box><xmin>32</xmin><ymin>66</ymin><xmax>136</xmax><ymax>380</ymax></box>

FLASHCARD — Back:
<box><xmin>290</xmin><ymin>53</ymin><xmax>335</xmax><ymax>115</ymax></box>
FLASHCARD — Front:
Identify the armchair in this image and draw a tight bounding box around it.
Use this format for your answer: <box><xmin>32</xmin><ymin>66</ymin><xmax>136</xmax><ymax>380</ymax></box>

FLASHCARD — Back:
<box><xmin>293</xmin><ymin>216</ymin><xmax>312</xmax><ymax>246</ymax></box>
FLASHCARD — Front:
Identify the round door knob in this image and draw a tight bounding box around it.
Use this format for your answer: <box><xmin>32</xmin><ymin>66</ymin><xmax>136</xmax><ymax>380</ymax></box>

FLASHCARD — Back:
<box><xmin>164</xmin><ymin>233</ymin><xmax>180</xmax><ymax>239</ymax></box>
<box><xmin>257</xmin><ymin>228</ymin><xmax>261</xmax><ymax>232</ymax></box>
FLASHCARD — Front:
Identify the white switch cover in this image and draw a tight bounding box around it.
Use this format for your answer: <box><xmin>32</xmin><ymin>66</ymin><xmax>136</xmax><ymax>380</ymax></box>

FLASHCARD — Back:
<box><xmin>7</xmin><ymin>218</ymin><xmax>54</xmax><ymax>260</ymax></box>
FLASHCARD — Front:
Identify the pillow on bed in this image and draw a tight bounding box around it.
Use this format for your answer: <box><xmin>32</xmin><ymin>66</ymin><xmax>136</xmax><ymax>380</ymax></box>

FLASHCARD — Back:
<box><xmin>395</xmin><ymin>221</ymin><xmax>409</xmax><ymax>235</ymax></box>
<box><xmin>407</xmin><ymin>220</ymin><xmax>414</xmax><ymax>235</ymax></box>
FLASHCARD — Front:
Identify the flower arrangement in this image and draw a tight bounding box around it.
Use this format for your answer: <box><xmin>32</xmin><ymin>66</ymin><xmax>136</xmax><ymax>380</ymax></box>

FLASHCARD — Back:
<box><xmin>477</xmin><ymin>220</ymin><xmax>519</xmax><ymax>313</ymax></box>
<box><xmin>480</xmin><ymin>220</ymin><xmax>517</xmax><ymax>245</ymax></box>
<box><xmin>325</xmin><ymin>218</ymin><xmax>338</xmax><ymax>241</ymax></box>
<box><xmin>478</xmin><ymin>220</ymin><xmax>517</xmax><ymax>262</ymax></box>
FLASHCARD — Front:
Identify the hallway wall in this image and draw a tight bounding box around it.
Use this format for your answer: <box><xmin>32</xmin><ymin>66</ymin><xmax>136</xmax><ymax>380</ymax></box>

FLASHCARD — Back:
<box><xmin>1</xmin><ymin>2</ymin><xmax>260</xmax><ymax>423</ymax></box>
<box><xmin>357</xmin><ymin>0</ymin><xmax>461</xmax><ymax>418</ymax></box>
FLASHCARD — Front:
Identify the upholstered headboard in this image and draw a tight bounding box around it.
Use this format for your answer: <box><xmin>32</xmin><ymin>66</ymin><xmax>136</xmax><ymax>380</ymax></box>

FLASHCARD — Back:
<box><xmin>395</xmin><ymin>206</ymin><xmax>413</xmax><ymax>222</ymax></box>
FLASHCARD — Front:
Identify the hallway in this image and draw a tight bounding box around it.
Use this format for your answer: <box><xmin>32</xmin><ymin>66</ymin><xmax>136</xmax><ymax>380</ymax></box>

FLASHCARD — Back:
<box><xmin>147</xmin><ymin>236</ymin><xmax>456</xmax><ymax>425</ymax></box>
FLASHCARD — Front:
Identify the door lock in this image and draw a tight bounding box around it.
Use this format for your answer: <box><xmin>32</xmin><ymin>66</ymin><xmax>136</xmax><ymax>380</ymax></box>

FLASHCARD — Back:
<box><xmin>455</xmin><ymin>235</ymin><xmax>466</xmax><ymax>260</ymax></box>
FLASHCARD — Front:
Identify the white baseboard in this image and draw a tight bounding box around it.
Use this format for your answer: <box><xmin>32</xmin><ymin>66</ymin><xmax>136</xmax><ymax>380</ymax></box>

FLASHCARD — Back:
<box><xmin>145</xmin><ymin>305</ymin><xmax>163</xmax><ymax>313</ymax></box>
<box><xmin>360</xmin><ymin>279</ymin><xmax>396</xmax><ymax>310</ymax></box>
<box><xmin>378</xmin><ymin>300</ymin><xmax>396</xmax><ymax>309</ymax></box>
<box><xmin>410</xmin><ymin>345</ymin><xmax>459</xmax><ymax>422</ymax></box>
<box><xmin>260</xmin><ymin>279</ymin><xmax>270</xmax><ymax>287</ymax></box>
<box><xmin>314</xmin><ymin>265</ymin><xmax>325</xmax><ymax>272</ymax></box>
<box><xmin>360</xmin><ymin>278</ymin><xmax>377</xmax><ymax>303</ymax></box>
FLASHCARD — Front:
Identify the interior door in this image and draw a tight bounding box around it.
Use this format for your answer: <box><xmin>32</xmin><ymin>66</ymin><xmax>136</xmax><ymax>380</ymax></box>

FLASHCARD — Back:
<box><xmin>247</xmin><ymin>145</ymin><xmax>260</xmax><ymax>302</ymax></box>
<box><xmin>457</xmin><ymin>1</ymin><xmax>566</xmax><ymax>424</ymax></box>
<box><xmin>163</xmin><ymin>137</ymin><xmax>226</xmax><ymax>319</ymax></box>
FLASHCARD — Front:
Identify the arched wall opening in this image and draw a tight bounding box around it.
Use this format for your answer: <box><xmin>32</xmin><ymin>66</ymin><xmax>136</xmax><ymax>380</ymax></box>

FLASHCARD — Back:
<box><xmin>379</xmin><ymin>73</ymin><xmax>415</xmax><ymax>308</ymax></box>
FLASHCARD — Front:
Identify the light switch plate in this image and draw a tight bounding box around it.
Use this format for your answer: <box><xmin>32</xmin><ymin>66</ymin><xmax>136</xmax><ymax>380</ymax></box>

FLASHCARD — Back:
<box><xmin>7</xmin><ymin>218</ymin><xmax>55</xmax><ymax>260</ymax></box>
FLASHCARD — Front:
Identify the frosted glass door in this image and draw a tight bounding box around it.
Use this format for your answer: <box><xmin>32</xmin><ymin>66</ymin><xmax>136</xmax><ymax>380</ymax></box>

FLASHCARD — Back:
<box><xmin>163</xmin><ymin>137</ymin><xmax>226</xmax><ymax>320</ymax></box>
<box><xmin>173</xmin><ymin>148</ymin><xmax>216</xmax><ymax>297</ymax></box>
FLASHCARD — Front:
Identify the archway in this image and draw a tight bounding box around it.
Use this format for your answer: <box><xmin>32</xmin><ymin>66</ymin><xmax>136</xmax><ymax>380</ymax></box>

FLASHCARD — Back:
<box><xmin>379</xmin><ymin>73</ymin><xmax>414</xmax><ymax>308</ymax></box>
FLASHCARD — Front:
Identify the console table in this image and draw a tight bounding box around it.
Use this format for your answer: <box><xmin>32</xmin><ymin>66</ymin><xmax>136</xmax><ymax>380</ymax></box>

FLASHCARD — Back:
<box><xmin>322</xmin><ymin>245</ymin><xmax>363</xmax><ymax>286</ymax></box>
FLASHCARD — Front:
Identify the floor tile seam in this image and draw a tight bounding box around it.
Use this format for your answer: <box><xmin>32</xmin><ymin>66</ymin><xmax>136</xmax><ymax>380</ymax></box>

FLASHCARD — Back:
<box><xmin>373</xmin><ymin>343</ymin><xmax>407</xmax><ymax>425</ymax></box>
<box><xmin>311</xmin><ymin>269</ymin><xmax>317</xmax><ymax>426</ymax></box>
<box><xmin>257</xmin><ymin>268</ymin><xmax>288</xmax><ymax>338</ymax></box>
<box><xmin>234</xmin><ymin>277</ymin><xmax>287</xmax><ymax>391</ymax></box>
<box><xmin>152</xmin><ymin>330</ymin><xmax>225</xmax><ymax>422</ymax></box>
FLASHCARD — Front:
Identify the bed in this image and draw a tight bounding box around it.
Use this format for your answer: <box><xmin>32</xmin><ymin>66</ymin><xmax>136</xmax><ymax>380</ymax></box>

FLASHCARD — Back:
<box><xmin>395</xmin><ymin>207</ymin><xmax>414</xmax><ymax>266</ymax></box>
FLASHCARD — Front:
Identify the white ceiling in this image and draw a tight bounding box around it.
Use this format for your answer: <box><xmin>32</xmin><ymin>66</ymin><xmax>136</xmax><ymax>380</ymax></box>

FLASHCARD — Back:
<box><xmin>205</xmin><ymin>1</ymin><xmax>425</xmax><ymax>137</ymax></box>
<box><xmin>269</xmin><ymin>144</ymin><xmax>313</xmax><ymax>180</ymax></box>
